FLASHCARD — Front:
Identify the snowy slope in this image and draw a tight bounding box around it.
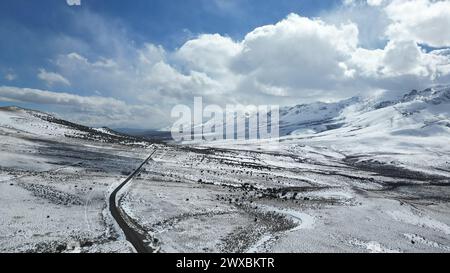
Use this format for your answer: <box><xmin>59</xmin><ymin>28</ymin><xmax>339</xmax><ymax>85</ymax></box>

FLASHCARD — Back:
<box><xmin>282</xmin><ymin>85</ymin><xmax>450</xmax><ymax>138</ymax></box>
<box><xmin>0</xmin><ymin>106</ymin><xmax>148</xmax><ymax>146</ymax></box>
<box><xmin>311</xmin><ymin>85</ymin><xmax>450</xmax><ymax>139</ymax></box>
<box><xmin>186</xmin><ymin>86</ymin><xmax>450</xmax><ymax>142</ymax></box>
<box><xmin>0</xmin><ymin>106</ymin><xmax>84</xmax><ymax>138</ymax></box>
<box><xmin>184</xmin><ymin>97</ymin><xmax>360</xmax><ymax>141</ymax></box>
<box><xmin>278</xmin><ymin>97</ymin><xmax>360</xmax><ymax>135</ymax></box>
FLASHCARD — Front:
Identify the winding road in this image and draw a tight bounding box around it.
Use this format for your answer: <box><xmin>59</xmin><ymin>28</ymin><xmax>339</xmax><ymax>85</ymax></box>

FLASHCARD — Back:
<box><xmin>109</xmin><ymin>149</ymin><xmax>157</xmax><ymax>253</ymax></box>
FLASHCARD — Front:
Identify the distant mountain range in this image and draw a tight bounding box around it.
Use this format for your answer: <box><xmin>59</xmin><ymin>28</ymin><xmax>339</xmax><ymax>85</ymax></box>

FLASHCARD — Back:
<box><xmin>181</xmin><ymin>85</ymin><xmax>450</xmax><ymax>142</ymax></box>
<box><xmin>1</xmin><ymin>85</ymin><xmax>449</xmax><ymax>145</ymax></box>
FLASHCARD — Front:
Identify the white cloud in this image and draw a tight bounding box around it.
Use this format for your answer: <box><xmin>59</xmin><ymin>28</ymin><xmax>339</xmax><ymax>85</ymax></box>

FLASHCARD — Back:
<box><xmin>382</xmin><ymin>40</ymin><xmax>426</xmax><ymax>76</ymax></box>
<box><xmin>0</xmin><ymin>86</ymin><xmax>166</xmax><ymax>128</ymax></box>
<box><xmin>325</xmin><ymin>1</ymin><xmax>390</xmax><ymax>49</ymax></box>
<box><xmin>61</xmin><ymin>12</ymin><xmax>367</xmax><ymax>103</ymax></box>
<box><xmin>55</xmin><ymin>50</ymin><xmax>225</xmax><ymax>106</ymax></box>
<box><xmin>176</xmin><ymin>34</ymin><xmax>241</xmax><ymax>77</ymax></box>
<box><xmin>367</xmin><ymin>0</ymin><xmax>384</xmax><ymax>6</ymax></box>
<box><xmin>37</xmin><ymin>69</ymin><xmax>71</xmax><ymax>87</ymax></box>
<box><xmin>66</xmin><ymin>52</ymin><xmax>117</xmax><ymax>68</ymax></box>
<box><xmin>0</xmin><ymin>86</ymin><xmax>124</xmax><ymax>108</ymax></box>
<box><xmin>66</xmin><ymin>0</ymin><xmax>81</xmax><ymax>6</ymax></box>
<box><xmin>385</xmin><ymin>0</ymin><xmax>450</xmax><ymax>47</ymax></box>
<box><xmin>231</xmin><ymin>14</ymin><xmax>359</xmax><ymax>95</ymax></box>
<box><xmin>4</xmin><ymin>73</ymin><xmax>17</xmax><ymax>81</ymax></box>
<box><xmin>343</xmin><ymin>0</ymin><xmax>384</xmax><ymax>6</ymax></box>
<box><xmin>350</xmin><ymin>39</ymin><xmax>450</xmax><ymax>79</ymax></box>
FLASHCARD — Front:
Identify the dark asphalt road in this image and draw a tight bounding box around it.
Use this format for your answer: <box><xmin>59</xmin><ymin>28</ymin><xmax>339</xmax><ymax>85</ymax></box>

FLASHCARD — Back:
<box><xmin>109</xmin><ymin>149</ymin><xmax>157</xmax><ymax>253</ymax></box>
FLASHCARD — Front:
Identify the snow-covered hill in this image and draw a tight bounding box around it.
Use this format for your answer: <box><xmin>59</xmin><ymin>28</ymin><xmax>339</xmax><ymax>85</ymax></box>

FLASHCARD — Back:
<box><xmin>199</xmin><ymin>86</ymin><xmax>450</xmax><ymax>176</ymax></box>
<box><xmin>185</xmin><ymin>85</ymin><xmax>450</xmax><ymax>143</ymax></box>
<box><xmin>286</xmin><ymin>85</ymin><xmax>450</xmax><ymax>139</ymax></box>
<box><xmin>0</xmin><ymin>106</ymin><xmax>148</xmax><ymax>146</ymax></box>
<box><xmin>0</xmin><ymin>106</ymin><xmax>83</xmax><ymax>138</ymax></box>
<box><xmin>278</xmin><ymin>97</ymin><xmax>360</xmax><ymax>136</ymax></box>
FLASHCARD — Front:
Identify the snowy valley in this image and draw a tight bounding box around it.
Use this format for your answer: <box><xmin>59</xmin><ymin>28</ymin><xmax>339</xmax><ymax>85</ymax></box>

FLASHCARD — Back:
<box><xmin>1</xmin><ymin>86</ymin><xmax>450</xmax><ymax>253</ymax></box>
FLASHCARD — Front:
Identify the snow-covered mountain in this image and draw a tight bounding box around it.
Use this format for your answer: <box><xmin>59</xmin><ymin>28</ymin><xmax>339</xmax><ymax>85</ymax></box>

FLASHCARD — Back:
<box><xmin>273</xmin><ymin>85</ymin><xmax>450</xmax><ymax>174</ymax></box>
<box><xmin>276</xmin><ymin>85</ymin><xmax>449</xmax><ymax>139</ymax></box>
<box><xmin>277</xmin><ymin>97</ymin><xmax>360</xmax><ymax>136</ymax></box>
<box><xmin>193</xmin><ymin>85</ymin><xmax>450</xmax><ymax>174</ymax></box>
<box><xmin>185</xmin><ymin>85</ymin><xmax>450</xmax><ymax>143</ymax></box>
<box><xmin>312</xmin><ymin>85</ymin><xmax>450</xmax><ymax>139</ymax></box>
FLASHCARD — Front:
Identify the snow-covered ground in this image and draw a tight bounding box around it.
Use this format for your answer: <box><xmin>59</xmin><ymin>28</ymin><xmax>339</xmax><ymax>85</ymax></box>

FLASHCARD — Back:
<box><xmin>0</xmin><ymin>106</ymin><xmax>150</xmax><ymax>252</ymax></box>
<box><xmin>121</xmin><ymin>143</ymin><xmax>450</xmax><ymax>253</ymax></box>
<box><xmin>1</xmin><ymin>86</ymin><xmax>450</xmax><ymax>253</ymax></box>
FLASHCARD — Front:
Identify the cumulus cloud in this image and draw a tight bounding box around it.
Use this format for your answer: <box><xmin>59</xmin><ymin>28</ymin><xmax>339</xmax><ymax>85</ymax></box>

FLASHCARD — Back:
<box><xmin>231</xmin><ymin>14</ymin><xmax>359</xmax><ymax>95</ymax></box>
<box><xmin>54</xmin><ymin>49</ymin><xmax>224</xmax><ymax>107</ymax></box>
<box><xmin>37</xmin><ymin>69</ymin><xmax>71</xmax><ymax>86</ymax></box>
<box><xmin>382</xmin><ymin>40</ymin><xmax>427</xmax><ymax>76</ymax></box>
<box><xmin>385</xmin><ymin>0</ymin><xmax>450</xmax><ymax>47</ymax></box>
<box><xmin>350</xmin><ymin>39</ymin><xmax>450</xmax><ymax>78</ymax></box>
<box><xmin>176</xmin><ymin>34</ymin><xmax>241</xmax><ymax>78</ymax></box>
<box><xmin>30</xmin><ymin>10</ymin><xmax>450</xmax><ymax>110</ymax></box>
<box><xmin>66</xmin><ymin>0</ymin><xmax>81</xmax><ymax>6</ymax></box>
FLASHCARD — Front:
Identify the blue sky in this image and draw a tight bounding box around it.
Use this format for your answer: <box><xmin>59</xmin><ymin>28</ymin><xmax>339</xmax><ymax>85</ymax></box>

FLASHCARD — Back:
<box><xmin>0</xmin><ymin>0</ymin><xmax>449</xmax><ymax>128</ymax></box>
<box><xmin>1</xmin><ymin>0</ymin><xmax>341</xmax><ymax>48</ymax></box>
